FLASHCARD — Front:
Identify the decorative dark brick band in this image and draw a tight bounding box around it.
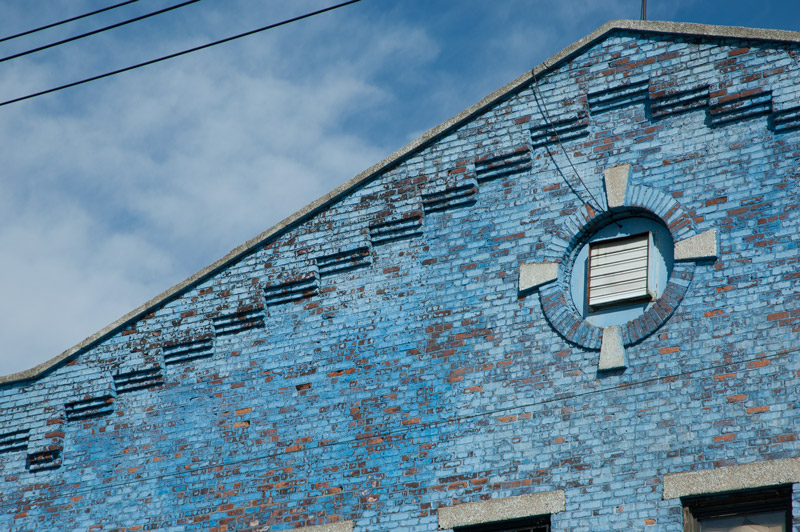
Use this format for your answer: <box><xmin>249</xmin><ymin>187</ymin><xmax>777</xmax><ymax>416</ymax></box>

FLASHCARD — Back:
<box><xmin>588</xmin><ymin>78</ymin><xmax>650</xmax><ymax>114</ymax></box>
<box><xmin>0</xmin><ymin>429</ymin><xmax>28</xmax><ymax>454</ymax></box>
<box><xmin>475</xmin><ymin>148</ymin><xmax>532</xmax><ymax>183</ymax></box>
<box><xmin>114</xmin><ymin>366</ymin><xmax>164</xmax><ymax>394</ymax></box>
<box><xmin>264</xmin><ymin>274</ymin><xmax>319</xmax><ymax>306</ymax></box>
<box><xmin>530</xmin><ymin>113</ymin><xmax>589</xmax><ymax>149</ymax></box>
<box><xmin>26</xmin><ymin>418</ymin><xmax>65</xmax><ymax>472</ymax></box>
<box><xmin>369</xmin><ymin>214</ymin><xmax>424</xmax><ymax>246</ymax></box>
<box><xmin>421</xmin><ymin>181</ymin><xmax>478</xmax><ymax>213</ymax></box>
<box><xmin>65</xmin><ymin>394</ymin><xmax>115</xmax><ymax>421</ymax></box>
<box><xmin>770</xmin><ymin>105</ymin><xmax>800</xmax><ymax>133</ymax></box>
<box><xmin>651</xmin><ymin>86</ymin><xmax>709</xmax><ymax>119</ymax></box>
<box><xmin>534</xmin><ymin>80</ymin><xmax>785</xmax><ymax>138</ymax></box>
<box><xmin>27</xmin><ymin>447</ymin><xmax>62</xmax><ymax>472</ymax></box>
<box><xmin>709</xmin><ymin>90</ymin><xmax>772</xmax><ymax>127</ymax></box>
<box><xmin>316</xmin><ymin>246</ymin><xmax>372</xmax><ymax>277</ymax></box>
<box><xmin>162</xmin><ymin>338</ymin><xmax>214</xmax><ymax>366</ymax></box>
<box><xmin>213</xmin><ymin>307</ymin><xmax>265</xmax><ymax>337</ymax></box>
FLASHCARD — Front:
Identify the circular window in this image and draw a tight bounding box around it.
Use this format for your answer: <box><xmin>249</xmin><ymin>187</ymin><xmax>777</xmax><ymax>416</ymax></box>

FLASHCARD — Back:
<box><xmin>568</xmin><ymin>216</ymin><xmax>674</xmax><ymax>328</ymax></box>
<box><xmin>532</xmin><ymin>182</ymin><xmax>700</xmax><ymax>350</ymax></box>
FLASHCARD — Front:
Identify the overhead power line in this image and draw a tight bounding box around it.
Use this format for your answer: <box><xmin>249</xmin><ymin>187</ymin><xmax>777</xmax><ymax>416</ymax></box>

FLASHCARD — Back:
<box><xmin>0</xmin><ymin>0</ymin><xmax>362</xmax><ymax>109</ymax></box>
<box><xmin>0</xmin><ymin>0</ymin><xmax>203</xmax><ymax>64</ymax></box>
<box><xmin>0</xmin><ymin>0</ymin><xmax>140</xmax><ymax>44</ymax></box>
<box><xmin>531</xmin><ymin>65</ymin><xmax>604</xmax><ymax>212</ymax></box>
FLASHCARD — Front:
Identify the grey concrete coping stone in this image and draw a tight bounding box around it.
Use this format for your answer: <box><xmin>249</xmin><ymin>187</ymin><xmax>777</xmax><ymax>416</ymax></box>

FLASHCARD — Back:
<box><xmin>603</xmin><ymin>164</ymin><xmax>630</xmax><ymax>209</ymax></box>
<box><xmin>598</xmin><ymin>326</ymin><xmax>626</xmax><ymax>370</ymax></box>
<box><xmin>438</xmin><ymin>490</ymin><xmax>566</xmax><ymax>529</ymax></box>
<box><xmin>519</xmin><ymin>262</ymin><xmax>559</xmax><ymax>292</ymax></box>
<box><xmin>663</xmin><ymin>457</ymin><xmax>800</xmax><ymax>499</ymax></box>
<box><xmin>674</xmin><ymin>229</ymin><xmax>718</xmax><ymax>261</ymax></box>
<box><xmin>5</xmin><ymin>19</ymin><xmax>800</xmax><ymax>384</ymax></box>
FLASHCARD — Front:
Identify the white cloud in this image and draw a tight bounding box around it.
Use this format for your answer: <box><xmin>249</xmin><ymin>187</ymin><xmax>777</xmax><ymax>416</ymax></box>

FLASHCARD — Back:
<box><xmin>0</xmin><ymin>1</ymin><xmax>433</xmax><ymax>376</ymax></box>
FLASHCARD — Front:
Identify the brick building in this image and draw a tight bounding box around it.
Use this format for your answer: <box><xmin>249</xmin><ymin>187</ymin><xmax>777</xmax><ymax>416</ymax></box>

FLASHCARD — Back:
<box><xmin>1</xmin><ymin>20</ymin><xmax>799</xmax><ymax>532</ymax></box>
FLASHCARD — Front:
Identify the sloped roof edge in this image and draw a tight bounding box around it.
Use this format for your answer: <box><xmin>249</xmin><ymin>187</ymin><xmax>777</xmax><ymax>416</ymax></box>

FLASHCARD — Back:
<box><xmin>4</xmin><ymin>19</ymin><xmax>800</xmax><ymax>385</ymax></box>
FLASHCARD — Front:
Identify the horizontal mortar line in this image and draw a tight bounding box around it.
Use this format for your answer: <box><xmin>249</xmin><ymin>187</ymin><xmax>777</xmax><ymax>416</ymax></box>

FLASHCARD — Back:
<box><xmin>163</xmin><ymin>342</ymin><xmax>213</xmax><ymax>353</ymax></box>
<box><xmin>0</xmin><ymin>347</ymin><xmax>795</xmax><ymax>511</ymax></box>
<box><xmin>371</xmin><ymin>218</ymin><xmax>422</xmax><ymax>226</ymax></box>
<box><xmin>476</xmin><ymin>159</ymin><xmax>529</xmax><ymax>170</ymax></box>
<box><xmin>264</xmin><ymin>281</ymin><xmax>317</xmax><ymax>291</ymax></box>
<box><xmin>476</xmin><ymin>161</ymin><xmax>530</xmax><ymax>172</ymax></box>
<box><xmin>370</xmin><ymin>225</ymin><xmax>422</xmax><ymax>237</ymax></box>
<box><xmin>531</xmin><ymin>123</ymin><xmax>586</xmax><ymax>137</ymax></box>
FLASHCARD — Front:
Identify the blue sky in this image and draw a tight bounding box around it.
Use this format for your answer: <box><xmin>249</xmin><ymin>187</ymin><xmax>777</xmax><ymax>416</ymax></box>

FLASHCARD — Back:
<box><xmin>1</xmin><ymin>0</ymin><xmax>799</xmax><ymax>376</ymax></box>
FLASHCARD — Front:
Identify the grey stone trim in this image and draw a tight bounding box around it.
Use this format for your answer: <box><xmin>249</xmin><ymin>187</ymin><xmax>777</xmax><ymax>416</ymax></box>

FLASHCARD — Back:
<box><xmin>6</xmin><ymin>20</ymin><xmax>799</xmax><ymax>383</ymax></box>
<box><xmin>598</xmin><ymin>326</ymin><xmax>626</xmax><ymax>370</ymax></box>
<box><xmin>603</xmin><ymin>164</ymin><xmax>630</xmax><ymax>208</ymax></box>
<box><xmin>674</xmin><ymin>229</ymin><xmax>718</xmax><ymax>261</ymax></box>
<box><xmin>438</xmin><ymin>490</ymin><xmax>565</xmax><ymax>530</ymax></box>
<box><xmin>519</xmin><ymin>262</ymin><xmax>559</xmax><ymax>292</ymax></box>
<box><xmin>663</xmin><ymin>457</ymin><xmax>800</xmax><ymax>499</ymax></box>
<box><xmin>268</xmin><ymin>522</ymin><xmax>354</xmax><ymax>532</ymax></box>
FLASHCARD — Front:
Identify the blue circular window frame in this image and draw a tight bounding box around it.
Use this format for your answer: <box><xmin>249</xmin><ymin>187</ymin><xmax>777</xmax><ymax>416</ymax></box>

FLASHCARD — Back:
<box><xmin>568</xmin><ymin>213</ymin><xmax>674</xmax><ymax>328</ymax></box>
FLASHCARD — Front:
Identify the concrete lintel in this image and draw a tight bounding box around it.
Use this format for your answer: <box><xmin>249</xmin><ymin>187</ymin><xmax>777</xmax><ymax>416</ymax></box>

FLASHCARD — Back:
<box><xmin>674</xmin><ymin>229</ymin><xmax>718</xmax><ymax>261</ymax></box>
<box><xmin>598</xmin><ymin>326</ymin><xmax>626</xmax><ymax>370</ymax></box>
<box><xmin>519</xmin><ymin>262</ymin><xmax>559</xmax><ymax>292</ymax></box>
<box><xmin>663</xmin><ymin>457</ymin><xmax>800</xmax><ymax>499</ymax></box>
<box><xmin>439</xmin><ymin>491</ymin><xmax>565</xmax><ymax>530</ymax></box>
<box><xmin>603</xmin><ymin>164</ymin><xmax>630</xmax><ymax>208</ymax></box>
<box><xmin>276</xmin><ymin>522</ymin><xmax>354</xmax><ymax>532</ymax></box>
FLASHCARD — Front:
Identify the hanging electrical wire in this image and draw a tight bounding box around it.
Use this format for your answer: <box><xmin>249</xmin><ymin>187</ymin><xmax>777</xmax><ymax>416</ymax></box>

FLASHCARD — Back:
<box><xmin>531</xmin><ymin>65</ymin><xmax>604</xmax><ymax>212</ymax></box>
<box><xmin>0</xmin><ymin>0</ymin><xmax>362</xmax><ymax>109</ymax></box>
<box><xmin>0</xmin><ymin>0</ymin><xmax>203</xmax><ymax>64</ymax></box>
<box><xmin>0</xmin><ymin>0</ymin><xmax>139</xmax><ymax>44</ymax></box>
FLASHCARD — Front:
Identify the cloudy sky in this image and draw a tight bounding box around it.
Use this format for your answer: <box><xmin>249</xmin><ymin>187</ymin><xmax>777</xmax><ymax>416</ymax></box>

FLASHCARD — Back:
<box><xmin>1</xmin><ymin>0</ymin><xmax>799</xmax><ymax>377</ymax></box>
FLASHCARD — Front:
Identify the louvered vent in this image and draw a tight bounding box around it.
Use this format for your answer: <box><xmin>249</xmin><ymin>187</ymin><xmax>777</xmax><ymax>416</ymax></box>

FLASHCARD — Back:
<box><xmin>369</xmin><ymin>214</ymin><xmax>423</xmax><ymax>246</ymax></box>
<box><xmin>0</xmin><ymin>430</ymin><xmax>28</xmax><ymax>454</ymax></box>
<box><xmin>709</xmin><ymin>90</ymin><xmax>772</xmax><ymax>127</ymax></box>
<box><xmin>264</xmin><ymin>275</ymin><xmax>319</xmax><ymax>306</ymax></box>
<box><xmin>213</xmin><ymin>308</ymin><xmax>265</xmax><ymax>337</ymax></box>
<box><xmin>421</xmin><ymin>183</ymin><xmax>478</xmax><ymax>213</ymax></box>
<box><xmin>588</xmin><ymin>232</ymin><xmax>654</xmax><ymax>309</ymax></box>
<box><xmin>588</xmin><ymin>79</ymin><xmax>650</xmax><ymax>114</ymax></box>
<box><xmin>65</xmin><ymin>395</ymin><xmax>115</xmax><ymax>421</ymax></box>
<box><xmin>163</xmin><ymin>338</ymin><xmax>214</xmax><ymax>365</ymax></box>
<box><xmin>114</xmin><ymin>367</ymin><xmax>164</xmax><ymax>394</ymax></box>
<box><xmin>475</xmin><ymin>150</ymin><xmax>531</xmax><ymax>182</ymax></box>
<box><xmin>530</xmin><ymin>114</ymin><xmax>589</xmax><ymax>149</ymax></box>
<box><xmin>651</xmin><ymin>86</ymin><xmax>709</xmax><ymax>119</ymax></box>
<box><xmin>316</xmin><ymin>247</ymin><xmax>371</xmax><ymax>277</ymax></box>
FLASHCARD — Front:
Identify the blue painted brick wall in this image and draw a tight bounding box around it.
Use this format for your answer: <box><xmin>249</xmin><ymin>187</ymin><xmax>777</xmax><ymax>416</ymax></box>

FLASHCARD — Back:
<box><xmin>1</xmin><ymin>26</ymin><xmax>798</xmax><ymax>531</ymax></box>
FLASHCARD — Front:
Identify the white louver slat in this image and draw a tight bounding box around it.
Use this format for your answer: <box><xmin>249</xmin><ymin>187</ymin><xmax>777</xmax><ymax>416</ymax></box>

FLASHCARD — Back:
<box><xmin>588</xmin><ymin>232</ymin><xmax>654</xmax><ymax>308</ymax></box>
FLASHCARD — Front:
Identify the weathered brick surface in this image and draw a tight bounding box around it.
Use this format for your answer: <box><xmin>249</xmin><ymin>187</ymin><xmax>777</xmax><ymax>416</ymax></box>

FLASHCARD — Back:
<box><xmin>1</xmin><ymin>26</ymin><xmax>799</xmax><ymax>531</ymax></box>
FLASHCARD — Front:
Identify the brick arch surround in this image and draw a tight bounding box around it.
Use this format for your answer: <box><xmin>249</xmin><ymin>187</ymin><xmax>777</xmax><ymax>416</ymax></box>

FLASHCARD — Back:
<box><xmin>537</xmin><ymin>184</ymin><xmax>699</xmax><ymax>350</ymax></box>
